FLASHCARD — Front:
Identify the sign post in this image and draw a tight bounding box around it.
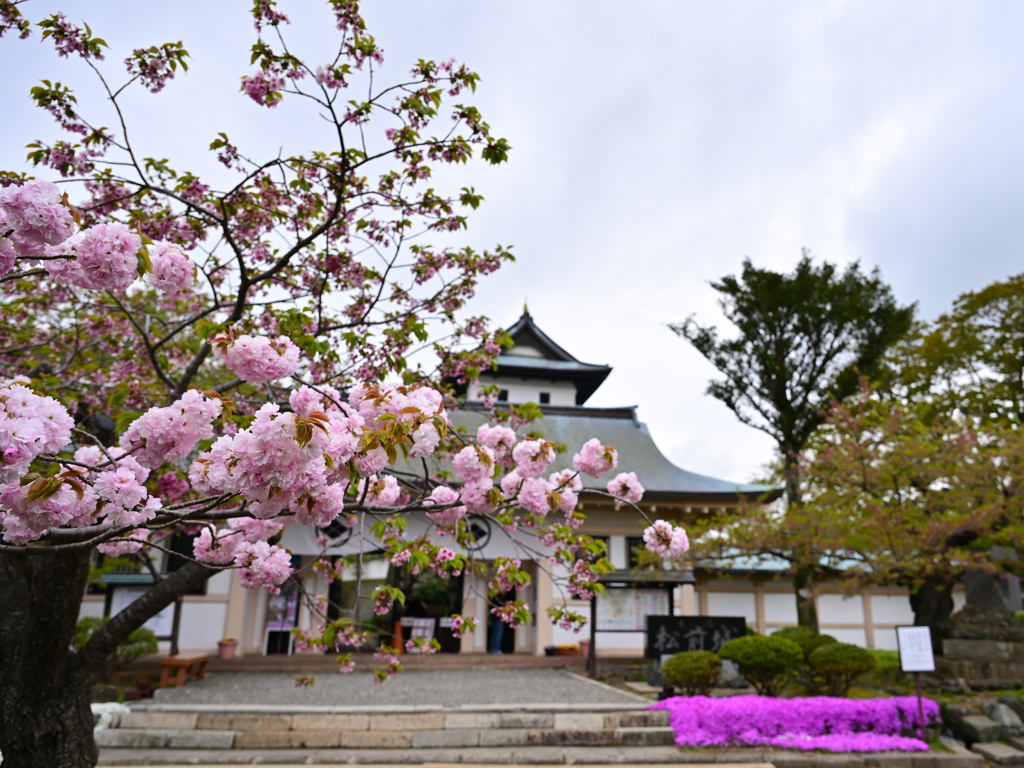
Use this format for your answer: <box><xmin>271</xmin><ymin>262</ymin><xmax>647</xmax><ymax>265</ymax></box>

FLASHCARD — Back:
<box><xmin>896</xmin><ymin>626</ymin><xmax>935</xmax><ymax>743</ymax></box>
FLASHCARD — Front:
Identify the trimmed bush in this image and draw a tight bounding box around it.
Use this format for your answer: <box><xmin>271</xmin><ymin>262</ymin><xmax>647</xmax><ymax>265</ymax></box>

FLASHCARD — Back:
<box><xmin>662</xmin><ymin>650</ymin><xmax>722</xmax><ymax>696</ymax></box>
<box><xmin>808</xmin><ymin>642</ymin><xmax>876</xmax><ymax>697</ymax></box>
<box><xmin>773</xmin><ymin>626</ymin><xmax>838</xmax><ymax>658</ymax></box>
<box><xmin>717</xmin><ymin>634</ymin><xmax>802</xmax><ymax>696</ymax></box>
<box><xmin>772</xmin><ymin>626</ymin><xmax>839</xmax><ymax>695</ymax></box>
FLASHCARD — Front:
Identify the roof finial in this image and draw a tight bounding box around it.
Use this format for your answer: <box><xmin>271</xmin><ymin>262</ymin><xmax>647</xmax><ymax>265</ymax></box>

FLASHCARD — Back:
<box><xmin>523</xmin><ymin>299</ymin><xmax>529</xmax><ymax>315</ymax></box>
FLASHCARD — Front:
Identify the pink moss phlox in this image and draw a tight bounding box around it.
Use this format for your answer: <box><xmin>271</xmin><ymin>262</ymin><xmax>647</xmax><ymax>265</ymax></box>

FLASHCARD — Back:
<box><xmin>650</xmin><ymin>695</ymin><xmax>938</xmax><ymax>753</ymax></box>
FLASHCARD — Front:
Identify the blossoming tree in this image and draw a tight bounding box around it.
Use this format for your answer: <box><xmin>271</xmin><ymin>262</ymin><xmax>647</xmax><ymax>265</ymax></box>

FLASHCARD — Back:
<box><xmin>0</xmin><ymin>3</ymin><xmax>687</xmax><ymax>766</ymax></box>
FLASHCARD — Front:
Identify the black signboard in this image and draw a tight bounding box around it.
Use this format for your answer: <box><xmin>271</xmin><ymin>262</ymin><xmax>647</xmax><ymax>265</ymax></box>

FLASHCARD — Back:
<box><xmin>645</xmin><ymin>615</ymin><xmax>747</xmax><ymax>659</ymax></box>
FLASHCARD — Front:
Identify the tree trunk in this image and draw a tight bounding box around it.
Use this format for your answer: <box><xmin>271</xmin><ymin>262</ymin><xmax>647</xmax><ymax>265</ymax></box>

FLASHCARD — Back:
<box><xmin>0</xmin><ymin>548</ymin><xmax>219</xmax><ymax>768</ymax></box>
<box><xmin>784</xmin><ymin>459</ymin><xmax>819</xmax><ymax>633</ymax></box>
<box><xmin>909</xmin><ymin>576</ymin><xmax>954</xmax><ymax>656</ymax></box>
<box><xmin>0</xmin><ymin>549</ymin><xmax>98</xmax><ymax>768</ymax></box>
<box><xmin>793</xmin><ymin>565</ymin><xmax>819</xmax><ymax>633</ymax></box>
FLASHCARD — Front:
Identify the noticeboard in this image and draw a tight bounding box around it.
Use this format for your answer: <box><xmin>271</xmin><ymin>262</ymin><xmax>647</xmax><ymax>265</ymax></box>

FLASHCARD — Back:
<box><xmin>596</xmin><ymin>588</ymin><xmax>670</xmax><ymax>631</ymax></box>
<box><xmin>896</xmin><ymin>625</ymin><xmax>935</xmax><ymax>672</ymax></box>
<box><xmin>645</xmin><ymin>616</ymin><xmax>747</xmax><ymax>659</ymax></box>
<box><xmin>111</xmin><ymin>586</ymin><xmax>175</xmax><ymax>637</ymax></box>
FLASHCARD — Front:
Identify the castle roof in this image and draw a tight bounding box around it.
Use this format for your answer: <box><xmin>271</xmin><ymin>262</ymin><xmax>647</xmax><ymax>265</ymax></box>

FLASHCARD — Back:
<box><xmin>481</xmin><ymin>310</ymin><xmax>612</xmax><ymax>405</ymax></box>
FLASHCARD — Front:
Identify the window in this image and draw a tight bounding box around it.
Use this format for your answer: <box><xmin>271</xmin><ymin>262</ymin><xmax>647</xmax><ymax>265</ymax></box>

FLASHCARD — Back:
<box><xmin>498</xmin><ymin>389</ymin><xmax>509</xmax><ymax>402</ymax></box>
<box><xmin>626</xmin><ymin>536</ymin><xmax>646</xmax><ymax>569</ymax></box>
<box><xmin>539</xmin><ymin>391</ymin><xmax>551</xmax><ymax>404</ymax></box>
<box><xmin>164</xmin><ymin>531</ymin><xmax>208</xmax><ymax>595</ymax></box>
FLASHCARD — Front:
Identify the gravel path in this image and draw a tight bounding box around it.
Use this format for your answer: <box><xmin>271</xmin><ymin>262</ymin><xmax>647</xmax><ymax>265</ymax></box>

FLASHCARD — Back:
<box><xmin>148</xmin><ymin>668</ymin><xmax>648</xmax><ymax>709</ymax></box>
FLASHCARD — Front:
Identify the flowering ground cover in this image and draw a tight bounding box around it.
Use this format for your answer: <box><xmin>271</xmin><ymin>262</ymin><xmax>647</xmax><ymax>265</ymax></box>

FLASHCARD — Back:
<box><xmin>651</xmin><ymin>695</ymin><xmax>940</xmax><ymax>752</ymax></box>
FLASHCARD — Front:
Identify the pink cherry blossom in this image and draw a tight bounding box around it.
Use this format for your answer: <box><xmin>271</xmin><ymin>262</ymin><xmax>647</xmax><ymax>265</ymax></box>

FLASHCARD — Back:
<box><xmin>643</xmin><ymin>519</ymin><xmax>689</xmax><ymax>559</ymax></box>
<box><xmin>97</xmin><ymin>528</ymin><xmax>151</xmax><ymax>556</ymax></box>
<box><xmin>234</xmin><ymin>540</ymin><xmax>293</xmax><ymax>593</ymax></box>
<box><xmin>512</xmin><ymin>438</ymin><xmax>555</xmax><ymax>478</ymax></box>
<box><xmin>147</xmin><ymin>243</ymin><xmax>196</xmax><ymax>291</ymax></box>
<box><xmin>452</xmin><ymin>444</ymin><xmax>495</xmax><ymax>484</ymax></box>
<box><xmin>0</xmin><ymin>480</ymin><xmax>97</xmax><ymax>543</ymax></box>
<box><xmin>193</xmin><ymin>526</ymin><xmax>241</xmax><ymax>565</ymax></box>
<box><xmin>357</xmin><ymin>474</ymin><xmax>401</xmax><ymax>507</ymax></box>
<box><xmin>607</xmin><ymin>471</ymin><xmax>644</xmax><ymax>508</ymax></box>
<box><xmin>0</xmin><ymin>179</ymin><xmax>76</xmax><ymax>258</ymax></box>
<box><xmin>213</xmin><ymin>334</ymin><xmax>300</xmax><ymax>384</ymax></box>
<box><xmin>424</xmin><ymin>485</ymin><xmax>466</xmax><ymax>527</ymax></box>
<box><xmin>477</xmin><ymin>423</ymin><xmax>516</xmax><ymax>463</ymax></box>
<box><xmin>44</xmin><ymin>222</ymin><xmax>142</xmax><ymax>291</ymax></box>
<box><xmin>572</xmin><ymin>438</ymin><xmax>618</xmax><ymax>478</ymax></box>
<box><xmin>119</xmin><ymin>389</ymin><xmax>223</xmax><ymax>469</ymax></box>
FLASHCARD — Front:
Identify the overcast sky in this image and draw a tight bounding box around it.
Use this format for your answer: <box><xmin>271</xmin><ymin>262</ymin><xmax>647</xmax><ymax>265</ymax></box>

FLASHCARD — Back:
<box><xmin>3</xmin><ymin>1</ymin><xmax>1022</xmax><ymax>486</ymax></box>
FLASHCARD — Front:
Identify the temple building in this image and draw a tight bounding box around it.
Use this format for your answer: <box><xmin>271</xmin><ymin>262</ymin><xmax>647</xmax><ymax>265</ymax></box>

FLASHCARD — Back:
<box><xmin>81</xmin><ymin>311</ymin><xmax>942</xmax><ymax>657</ymax></box>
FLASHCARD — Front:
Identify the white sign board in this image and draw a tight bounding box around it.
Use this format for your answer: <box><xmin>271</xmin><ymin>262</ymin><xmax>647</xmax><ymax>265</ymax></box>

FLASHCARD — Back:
<box><xmin>111</xmin><ymin>586</ymin><xmax>175</xmax><ymax>637</ymax></box>
<box><xmin>896</xmin><ymin>625</ymin><xmax>935</xmax><ymax>672</ymax></box>
<box><xmin>596</xmin><ymin>588</ymin><xmax>669</xmax><ymax>631</ymax></box>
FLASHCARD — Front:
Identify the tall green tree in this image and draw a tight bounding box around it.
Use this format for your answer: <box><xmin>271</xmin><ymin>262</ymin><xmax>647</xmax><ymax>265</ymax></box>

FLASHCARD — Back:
<box><xmin>882</xmin><ymin>272</ymin><xmax>1024</xmax><ymax>427</ymax></box>
<box><xmin>672</xmin><ymin>253</ymin><xmax>915</xmax><ymax>630</ymax></box>
<box><xmin>801</xmin><ymin>390</ymin><xmax>1024</xmax><ymax>651</ymax></box>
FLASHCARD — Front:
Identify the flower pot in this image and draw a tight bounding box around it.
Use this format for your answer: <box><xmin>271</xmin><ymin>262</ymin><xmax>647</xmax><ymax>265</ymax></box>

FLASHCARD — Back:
<box><xmin>544</xmin><ymin>647</ymin><xmax>557</xmax><ymax>657</ymax></box>
<box><xmin>217</xmin><ymin>640</ymin><xmax>238</xmax><ymax>660</ymax></box>
<box><xmin>579</xmin><ymin>640</ymin><xmax>591</xmax><ymax>658</ymax></box>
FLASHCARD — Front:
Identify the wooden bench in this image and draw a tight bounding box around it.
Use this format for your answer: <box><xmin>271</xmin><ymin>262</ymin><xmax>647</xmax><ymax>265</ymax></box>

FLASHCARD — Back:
<box><xmin>158</xmin><ymin>653</ymin><xmax>210</xmax><ymax>688</ymax></box>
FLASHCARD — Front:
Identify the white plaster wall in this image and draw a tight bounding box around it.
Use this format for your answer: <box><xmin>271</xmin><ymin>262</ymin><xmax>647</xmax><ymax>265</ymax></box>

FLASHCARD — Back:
<box><xmin>206</xmin><ymin>571</ymin><xmax>232</xmax><ymax>594</ymax></box>
<box><xmin>607</xmin><ymin>536</ymin><xmax>627</xmax><ymax>569</ymax></box>
<box><xmin>869</xmin><ymin>595</ymin><xmax>915</xmax><ymax>625</ymax></box>
<box><xmin>706</xmin><ymin>592</ymin><xmax>757</xmax><ymax>625</ymax></box>
<box><xmin>762</xmin><ymin>592</ymin><xmax>797</xmax><ymax>625</ymax></box>
<box><xmin>163</xmin><ymin>601</ymin><xmax>228</xmax><ymax>653</ymax></box>
<box><xmin>826</xmin><ymin>628</ymin><xmax>868</xmax><ymax>647</ymax></box>
<box><xmin>78</xmin><ymin>598</ymin><xmax>105</xmax><ymax>620</ymax></box>
<box><xmin>818</xmin><ymin>594</ymin><xmax>865</xmax><ymax>624</ymax></box>
<box><xmin>473</xmin><ymin>377</ymin><xmax>577</xmax><ymax>406</ymax></box>
<box><xmin>873</xmin><ymin>628</ymin><xmax>900</xmax><ymax>651</ymax></box>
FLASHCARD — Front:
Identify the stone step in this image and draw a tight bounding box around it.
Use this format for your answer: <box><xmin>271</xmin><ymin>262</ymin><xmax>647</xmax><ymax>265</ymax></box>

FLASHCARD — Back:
<box><xmin>96</xmin><ymin>724</ymin><xmax>676</xmax><ymax>749</ymax></box>
<box><xmin>971</xmin><ymin>741</ymin><xmax>1024</xmax><ymax>765</ymax></box>
<box><xmin>95</xmin><ymin>744</ymin><xmax>983</xmax><ymax>767</ymax></box>
<box><xmin>109</xmin><ymin>707</ymin><xmax>670</xmax><ymax>734</ymax></box>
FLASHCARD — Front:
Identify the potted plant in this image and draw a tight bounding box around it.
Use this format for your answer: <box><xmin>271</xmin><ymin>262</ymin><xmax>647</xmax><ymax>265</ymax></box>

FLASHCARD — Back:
<box><xmin>544</xmin><ymin>645</ymin><xmax>557</xmax><ymax>657</ymax></box>
<box><xmin>217</xmin><ymin>638</ymin><xmax>238</xmax><ymax>660</ymax></box>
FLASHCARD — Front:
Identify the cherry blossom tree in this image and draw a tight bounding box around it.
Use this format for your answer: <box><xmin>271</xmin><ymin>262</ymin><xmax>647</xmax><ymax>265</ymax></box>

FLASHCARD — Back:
<box><xmin>0</xmin><ymin>3</ymin><xmax>686</xmax><ymax>766</ymax></box>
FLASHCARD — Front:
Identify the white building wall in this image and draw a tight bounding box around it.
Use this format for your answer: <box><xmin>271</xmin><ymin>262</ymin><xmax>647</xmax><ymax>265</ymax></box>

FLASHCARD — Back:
<box><xmin>173</xmin><ymin>601</ymin><xmax>229</xmax><ymax>653</ymax></box>
<box><xmin>762</xmin><ymin>592</ymin><xmax>798</xmax><ymax>625</ymax></box>
<box><xmin>470</xmin><ymin>376</ymin><xmax>577</xmax><ymax>406</ymax></box>
<box><xmin>818</xmin><ymin>594</ymin><xmax>865</xmax><ymax>624</ymax></box>
<box><xmin>706</xmin><ymin>592</ymin><xmax>757</xmax><ymax>626</ymax></box>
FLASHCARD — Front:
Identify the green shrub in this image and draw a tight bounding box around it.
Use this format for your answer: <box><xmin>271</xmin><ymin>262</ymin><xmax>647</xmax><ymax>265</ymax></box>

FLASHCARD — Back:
<box><xmin>772</xmin><ymin>627</ymin><xmax>839</xmax><ymax>694</ymax></box>
<box><xmin>772</xmin><ymin>626</ymin><xmax>838</xmax><ymax>658</ymax></box>
<box><xmin>662</xmin><ymin>651</ymin><xmax>722</xmax><ymax>696</ymax></box>
<box><xmin>808</xmin><ymin>642</ymin><xmax>876</xmax><ymax>697</ymax></box>
<box><xmin>717</xmin><ymin>634</ymin><xmax>802</xmax><ymax>696</ymax></box>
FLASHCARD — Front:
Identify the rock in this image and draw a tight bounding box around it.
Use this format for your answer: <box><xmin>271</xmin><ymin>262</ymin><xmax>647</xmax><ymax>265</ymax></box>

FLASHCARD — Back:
<box><xmin>999</xmin><ymin>696</ymin><xmax>1024</xmax><ymax>723</ymax></box>
<box><xmin>984</xmin><ymin>701</ymin><xmax>1023</xmax><ymax>736</ymax></box>
<box><xmin>944</xmin><ymin>639</ymin><xmax>1024</xmax><ymax>662</ymax></box>
<box><xmin>949</xmin><ymin>604</ymin><xmax>1024</xmax><ymax>642</ymax></box>
<box><xmin>718</xmin><ymin>659</ymin><xmax>747</xmax><ymax>688</ymax></box>
<box><xmin>959</xmin><ymin>714</ymin><xmax>1004</xmax><ymax>744</ymax></box>
<box><xmin>970</xmin><ymin>741</ymin><xmax>1024</xmax><ymax>765</ymax></box>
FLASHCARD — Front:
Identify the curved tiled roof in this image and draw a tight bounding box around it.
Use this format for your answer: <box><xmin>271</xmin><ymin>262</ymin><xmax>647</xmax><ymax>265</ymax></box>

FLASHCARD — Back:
<box><xmin>448</xmin><ymin>406</ymin><xmax>780</xmax><ymax>503</ymax></box>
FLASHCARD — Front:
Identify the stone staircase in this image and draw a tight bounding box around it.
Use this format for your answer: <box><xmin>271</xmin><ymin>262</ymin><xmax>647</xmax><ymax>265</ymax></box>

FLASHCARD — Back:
<box><xmin>97</xmin><ymin>703</ymin><xmax>685</xmax><ymax>765</ymax></box>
